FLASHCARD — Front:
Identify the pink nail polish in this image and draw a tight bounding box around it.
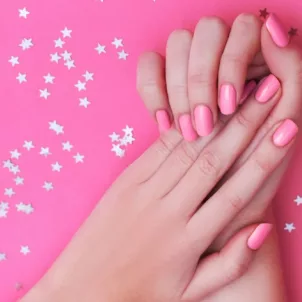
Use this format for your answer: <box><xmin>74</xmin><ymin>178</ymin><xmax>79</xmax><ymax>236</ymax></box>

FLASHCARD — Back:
<box><xmin>219</xmin><ymin>84</ymin><xmax>237</xmax><ymax>115</ymax></box>
<box><xmin>240</xmin><ymin>80</ymin><xmax>257</xmax><ymax>104</ymax></box>
<box><xmin>156</xmin><ymin>110</ymin><xmax>171</xmax><ymax>133</ymax></box>
<box><xmin>194</xmin><ymin>105</ymin><xmax>214</xmax><ymax>137</ymax></box>
<box><xmin>266</xmin><ymin>14</ymin><xmax>289</xmax><ymax>47</ymax></box>
<box><xmin>255</xmin><ymin>74</ymin><xmax>280</xmax><ymax>103</ymax></box>
<box><xmin>247</xmin><ymin>223</ymin><xmax>273</xmax><ymax>251</ymax></box>
<box><xmin>179</xmin><ymin>114</ymin><xmax>198</xmax><ymax>141</ymax></box>
<box><xmin>273</xmin><ymin>119</ymin><xmax>298</xmax><ymax>147</ymax></box>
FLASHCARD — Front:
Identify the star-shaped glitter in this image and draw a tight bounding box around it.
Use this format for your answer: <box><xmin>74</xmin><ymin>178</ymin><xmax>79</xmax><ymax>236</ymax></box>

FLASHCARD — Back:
<box><xmin>10</xmin><ymin>149</ymin><xmax>21</xmax><ymax>160</ymax></box>
<box><xmin>9</xmin><ymin>56</ymin><xmax>19</xmax><ymax>67</ymax></box>
<box><xmin>259</xmin><ymin>8</ymin><xmax>269</xmax><ymax>19</ymax></box>
<box><xmin>20</xmin><ymin>246</ymin><xmax>30</xmax><ymax>256</ymax></box>
<box><xmin>16</xmin><ymin>203</ymin><xmax>34</xmax><ymax>214</ymax></box>
<box><xmin>43</xmin><ymin>181</ymin><xmax>54</xmax><ymax>191</ymax></box>
<box><xmin>118</xmin><ymin>50</ymin><xmax>129</xmax><ymax>60</ymax></box>
<box><xmin>19</xmin><ymin>7</ymin><xmax>30</xmax><ymax>19</ymax></box>
<box><xmin>112</xmin><ymin>38</ymin><xmax>123</xmax><ymax>49</ymax></box>
<box><xmin>79</xmin><ymin>97</ymin><xmax>91</xmax><ymax>108</ymax></box>
<box><xmin>284</xmin><ymin>223</ymin><xmax>296</xmax><ymax>233</ymax></box>
<box><xmin>61</xmin><ymin>27</ymin><xmax>72</xmax><ymax>38</ymax></box>
<box><xmin>0</xmin><ymin>202</ymin><xmax>9</xmax><ymax>210</ymax></box>
<box><xmin>0</xmin><ymin>208</ymin><xmax>8</xmax><ymax>218</ymax></box>
<box><xmin>40</xmin><ymin>147</ymin><xmax>51</xmax><ymax>157</ymax></box>
<box><xmin>289</xmin><ymin>27</ymin><xmax>298</xmax><ymax>37</ymax></box>
<box><xmin>49</xmin><ymin>121</ymin><xmax>64</xmax><ymax>135</ymax></box>
<box><xmin>0</xmin><ymin>253</ymin><xmax>7</xmax><ymax>262</ymax></box>
<box><xmin>83</xmin><ymin>71</ymin><xmax>94</xmax><ymax>81</ymax></box>
<box><xmin>14</xmin><ymin>176</ymin><xmax>24</xmax><ymax>186</ymax></box>
<box><xmin>73</xmin><ymin>153</ymin><xmax>84</xmax><ymax>163</ymax></box>
<box><xmin>120</xmin><ymin>135</ymin><xmax>135</xmax><ymax>146</ymax></box>
<box><xmin>23</xmin><ymin>140</ymin><xmax>34</xmax><ymax>150</ymax></box>
<box><xmin>64</xmin><ymin>60</ymin><xmax>76</xmax><ymax>70</ymax></box>
<box><xmin>61</xmin><ymin>50</ymin><xmax>72</xmax><ymax>61</ymax></box>
<box><xmin>62</xmin><ymin>141</ymin><xmax>73</xmax><ymax>152</ymax></box>
<box><xmin>50</xmin><ymin>53</ymin><xmax>61</xmax><ymax>63</ymax></box>
<box><xmin>40</xmin><ymin>88</ymin><xmax>51</xmax><ymax>99</ymax></box>
<box><xmin>4</xmin><ymin>188</ymin><xmax>15</xmax><ymax>198</ymax></box>
<box><xmin>16</xmin><ymin>73</ymin><xmax>27</xmax><ymax>84</ymax></box>
<box><xmin>51</xmin><ymin>162</ymin><xmax>63</xmax><ymax>172</ymax></box>
<box><xmin>19</xmin><ymin>38</ymin><xmax>33</xmax><ymax>50</ymax></box>
<box><xmin>44</xmin><ymin>73</ymin><xmax>55</xmax><ymax>84</ymax></box>
<box><xmin>111</xmin><ymin>144</ymin><xmax>125</xmax><ymax>158</ymax></box>
<box><xmin>95</xmin><ymin>43</ymin><xmax>106</xmax><ymax>54</ymax></box>
<box><xmin>3</xmin><ymin>160</ymin><xmax>13</xmax><ymax>169</ymax></box>
<box><xmin>123</xmin><ymin>125</ymin><xmax>134</xmax><ymax>136</ymax></box>
<box><xmin>75</xmin><ymin>80</ymin><xmax>86</xmax><ymax>91</ymax></box>
<box><xmin>109</xmin><ymin>132</ymin><xmax>120</xmax><ymax>142</ymax></box>
<box><xmin>294</xmin><ymin>195</ymin><xmax>302</xmax><ymax>206</ymax></box>
<box><xmin>10</xmin><ymin>164</ymin><xmax>20</xmax><ymax>175</ymax></box>
<box><xmin>54</xmin><ymin>38</ymin><xmax>65</xmax><ymax>48</ymax></box>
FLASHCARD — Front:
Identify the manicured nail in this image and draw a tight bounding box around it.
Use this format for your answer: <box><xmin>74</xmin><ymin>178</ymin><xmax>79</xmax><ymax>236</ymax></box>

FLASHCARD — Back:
<box><xmin>273</xmin><ymin>119</ymin><xmax>298</xmax><ymax>147</ymax></box>
<box><xmin>219</xmin><ymin>84</ymin><xmax>237</xmax><ymax>115</ymax></box>
<box><xmin>266</xmin><ymin>14</ymin><xmax>289</xmax><ymax>47</ymax></box>
<box><xmin>156</xmin><ymin>110</ymin><xmax>171</xmax><ymax>133</ymax></box>
<box><xmin>194</xmin><ymin>105</ymin><xmax>214</xmax><ymax>137</ymax></box>
<box><xmin>239</xmin><ymin>80</ymin><xmax>257</xmax><ymax>104</ymax></box>
<box><xmin>255</xmin><ymin>74</ymin><xmax>280</xmax><ymax>103</ymax></box>
<box><xmin>248</xmin><ymin>223</ymin><xmax>273</xmax><ymax>251</ymax></box>
<box><xmin>179</xmin><ymin>114</ymin><xmax>198</xmax><ymax>141</ymax></box>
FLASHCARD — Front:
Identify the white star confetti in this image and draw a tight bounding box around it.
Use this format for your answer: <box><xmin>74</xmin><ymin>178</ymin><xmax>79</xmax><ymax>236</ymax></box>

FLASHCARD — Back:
<box><xmin>23</xmin><ymin>140</ymin><xmax>34</xmax><ymax>151</ymax></box>
<box><xmin>54</xmin><ymin>38</ymin><xmax>65</xmax><ymax>48</ymax></box>
<box><xmin>43</xmin><ymin>181</ymin><xmax>54</xmax><ymax>191</ymax></box>
<box><xmin>109</xmin><ymin>132</ymin><xmax>120</xmax><ymax>142</ymax></box>
<box><xmin>40</xmin><ymin>147</ymin><xmax>51</xmax><ymax>157</ymax></box>
<box><xmin>20</xmin><ymin>246</ymin><xmax>30</xmax><ymax>256</ymax></box>
<box><xmin>3</xmin><ymin>160</ymin><xmax>13</xmax><ymax>169</ymax></box>
<box><xmin>51</xmin><ymin>162</ymin><xmax>62</xmax><ymax>172</ymax></box>
<box><xmin>16</xmin><ymin>203</ymin><xmax>34</xmax><ymax>215</ymax></box>
<box><xmin>0</xmin><ymin>253</ymin><xmax>7</xmax><ymax>262</ymax></box>
<box><xmin>49</xmin><ymin>121</ymin><xmax>64</xmax><ymax>135</ymax></box>
<box><xmin>61</xmin><ymin>27</ymin><xmax>72</xmax><ymax>38</ymax></box>
<box><xmin>95</xmin><ymin>43</ymin><xmax>106</xmax><ymax>54</ymax></box>
<box><xmin>16</xmin><ymin>73</ymin><xmax>27</xmax><ymax>84</ymax></box>
<box><xmin>44</xmin><ymin>73</ymin><xmax>55</xmax><ymax>84</ymax></box>
<box><xmin>112</xmin><ymin>38</ymin><xmax>123</xmax><ymax>49</ymax></box>
<box><xmin>9</xmin><ymin>164</ymin><xmax>20</xmax><ymax>175</ymax></box>
<box><xmin>294</xmin><ymin>195</ymin><xmax>302</xmax><ymax>206</ymax></box>
<box><xmin>61</xmin><ymin>50</ymin><xmax>72</xmax><ymax>61</ymax></box>
<box><xmin>10</xmin><ymin>149</ymin><xmax>21</xmax><ymax>160</ymax></box>
<box><xmin>111</xmin><ymin>144</ymin><xmax>125</xmax><ymax>158</ymax></box>
<box><xmin>4</xmin><ymin>188</ymin><xmax>15</xmax><ymax>198</ymax></box>
<box><xmin>83</xmin><ymin>71</ymin><xmax>94</xmax><ymax>82</ymax></box>
<box><xmin>120</xmin><ymin>135</ymin><xmax>135</xmax><ymax>146</ymax></box>
<box><xmin>75</xmin><ymin>80</ymin><xmax>86</xmax><ymax>91</ymax></box>
<box><xmin>0</xmin><ymin>208</ymin><xmax>8</xmax><ymax>219</ymax></box>
<box><xmin>9</xmin><ymin>56</ymin><xmax>19</xmax><ymax>67</ymax></box>
<box><xmin>19</xmin><ymin>38</ymin><xmax>33</xmax><ymax>50</ymax></box>
<box><xmin>123</xmin><ymin>125</ymin><xmax>134</xmax><ymax>136</ymax></box>
<box><xmin>64</xmin><ymin>60</ymin><xmax>75</xmax><ymax>70</ymax></box>
<box><xmin>73</xmin><ymin>153</ymin><xmax>84</xmax><ymax>163</ymax></box>
<box><xmin>40</xmin><ymin>88</ymin><xmax>51</xmax><ymax>100</ymax></box>
<box><xmin>14</xmin><ymin>176</ymin><xmax>24</xmax><ymax>186</ymax></box>
<box><xmin>50</xmin><ymin>52</ymin><xmax>61</xmax><ymax>63</ymax></box>
<box><xmin>79</xmin><ymin>97</ymin><xmax>90</xmax><ymax>108</ymax></box>
<box><xmin>284</xmin><ymin>223</ymin><xmax>296</xmax><ymax>233</ymax></box>
<box><xmin>118</xmin><ymin>50</ymin><xmax>129</xmax><ymax>60</ymax></box>
<box><xmin>62</xmin><ymin>141</ymin><xmax>73</xmax><ymax>152</ymax></box>
<box><xmin>0</xmin><ymin>202</ymin><xmax>9</xmax><ymax>210</ymax></box>
<box><xmin>19</xmin><ymin>8</ymin><xmax>30</xmax><ymax>19</ymax></box>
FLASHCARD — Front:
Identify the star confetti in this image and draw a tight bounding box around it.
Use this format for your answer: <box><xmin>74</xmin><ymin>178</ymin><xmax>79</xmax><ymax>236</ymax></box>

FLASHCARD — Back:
<box><xmin>23</xmin><ymin>141</ymin><xmax>34</xmax><ymax>151</ymax></box>
<box><xmin>43</xmin><ymin>182</ymin><xmax>54</xmax><ymax>191</ymax></box>
<box><xmin>284</xmin><ymin>223</ymin><xmax>296</xmax><ymax>233</ymax></box>
<box><xmin>19</xmin><ymin>8</ymin><xmax>30</xmax><ymax>19</ymax></box>
<box><xmin>9</xmin><ymin>56</ymin><xmax>19</xmax><ymax>67</ymax></box>
<box><xmin>4</xmin><ymin>188</ymin><xmax>15</xmax><ymax>198</ymax></box>
<box><xmin>20</xmin><ymin>246</ymin><xmax>30</xmax><ymax>256</ymax></box>
<box><xmin>289</xmin><ymin>27</ymin><xmax>298</xmax><ymax>37</ymax></box>
<box><xmin>95</xmin><ymin>43</ymin><xmax>106</xmax><ymax>54</ymax></box>
<box><xmin>259</xmin><ymin>8</ymin><xmax>269</xmax><ymax>19</ymax></box>
<box><xmin>16</xmin><ymin>203</ymin><xmax>34</xmax><ymax>215</ymax></box>
<box><xmin>49</xmin><ymin>121</ymin><xmax>64</xmax><ymax>135</ymax></box>
<box><xmin>109</xmin><ymin>126</ymin><xmax>135</xmax><ymax>158</ymax></box>
<box><xmin>62</xmin><ymin>141</ymin><xmax>73</xmax><ymax>152</ymax></box>
<box><xmin>61</xmin><ymin>27</ymin><xmax>72</xmax><ymax>38</ymax></box>
<box><xmin>19</xmin><ymin>38</ymin><xmax>33</xmax><ymax>50</ymax></box>
<box><xmin>0</xmin><ymin>253</ymin><xmax>7</xmax><ymax>262</ymax></box>
<box><xmin>112</xmin><ymin>38</ymin><xmax>123</xmax><ymax>49</ymax></box>
<box><xmin>294</xmin><ymin>195</ymin><xmax>302</xmax><ymax>206</ymax></box>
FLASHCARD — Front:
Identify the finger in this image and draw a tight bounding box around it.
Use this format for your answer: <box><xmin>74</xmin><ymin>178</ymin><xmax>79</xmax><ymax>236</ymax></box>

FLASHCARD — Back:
<box><xmin>265</xmin><ymin>13</ymin><xmax>289</xmax><ymax>48</ymax></box>
<box><xmin>182</xmin><ymin>224</ymin><xmax>272</xmax><ymax>302</ymax></box>
<box><xmin>218</xmin><ymin>13</ymin><xmax>262</xmax><ymax>115</ymax></box>
<box><xmin>164</xmin><ymin>76</ymin><xmax>280</xmax><ymax>214</ymax></box>
<box><xmin>137</xmin><ymin>52</ymin><xmax>171</xmax><ymax>133</ymax></box>
<box><xmin>166</xmin><ymin>30</ymin><xmax>197</xmax><ymax>141</ymax></box>
<box><xmin>188</xmin><ymin>119</ymin><xmax>298</xmax><ymax>249</ymax></box>
<box><xmin>188</xmin><ymin>17</ymin><xmax>229</xmax><ymax>136</ymax></box>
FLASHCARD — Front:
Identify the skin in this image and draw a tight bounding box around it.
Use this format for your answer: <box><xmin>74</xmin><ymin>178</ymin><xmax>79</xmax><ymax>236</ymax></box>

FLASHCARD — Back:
<box><xmin>22</xmin><ymin>13</ymin><xmax>302</xmax><ymax>302</ymax></box>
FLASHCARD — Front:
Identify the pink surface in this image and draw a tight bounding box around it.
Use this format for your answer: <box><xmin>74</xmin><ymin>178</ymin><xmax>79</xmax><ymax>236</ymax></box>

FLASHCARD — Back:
<box><xmin>0</xmin><ymin>1</ymin><xmax>302</xmax><ymax>301</ymax></box>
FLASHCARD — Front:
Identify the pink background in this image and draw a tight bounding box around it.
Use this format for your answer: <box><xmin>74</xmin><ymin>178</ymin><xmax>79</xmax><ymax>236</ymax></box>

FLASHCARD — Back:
<box><xmin>0</xmin><ymin>0</ymin><xmax>301</xmax><ymax>301</ymax></box>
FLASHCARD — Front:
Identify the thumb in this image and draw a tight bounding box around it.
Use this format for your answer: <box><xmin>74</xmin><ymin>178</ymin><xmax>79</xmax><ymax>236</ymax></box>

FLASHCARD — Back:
<box><xmin>181</xmin><ymin>223</ymin><xmax>273</xmax><ymax>302</ymax></box>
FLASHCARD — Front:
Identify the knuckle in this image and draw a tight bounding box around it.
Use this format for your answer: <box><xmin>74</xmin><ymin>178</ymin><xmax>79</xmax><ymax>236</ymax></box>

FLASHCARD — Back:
<box><xmin>188</xmin><ymin>72</ymin><xmax>216</xmax><ymax>89</ymax></box>
<box><xmin>233</xmin><ymin>110</ymin><xmax>253</xmax><ymax>130</ymax></box>
<box><xmin>175</xmin><ymin>142</ymin><xmax>199</xmax><ymax>168</ymax></box>
<box><xmin>228</xmin><ymin>259</ymin><xmax>250</xmax><ymax>281</ymax></box>
<box><xmin>221</xmin><ymin>52</ymin><xmax>246</xmax><ymax>67</ymax></box>
<box><xmin>169</xmin><ymin>82</ymin><xmax>187</xmax><ymax>97</ymax></box>
<box><xmin>197</xmin><ymin>149</ymin><xmax>220</xmax><ymax>177</ymax></box>
<box><xmin>228</xmin><ymin>194</ymin><xmax>245</xmax><ymax>212</ymax></box>
<box><xmin>138</xmin><ymin>77</ymin><xmax>160</xmax><ymax>100</ymax></box>
<box><xmin>155</xmin><ymin>136</ymin><xmax>176</xmax><ymax>157</ymax></box>
<box><xmin>253</xmin><ymin>156</ymin><xmax>273</xmax><ymax>174</ymax></box>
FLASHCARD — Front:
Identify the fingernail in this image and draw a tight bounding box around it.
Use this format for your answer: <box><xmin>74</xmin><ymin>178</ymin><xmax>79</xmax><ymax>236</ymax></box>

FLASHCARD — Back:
<box><xmin>219</xmin><ymin>84</ymin><xmax>237</xmax><ymax>115</ymax></box>
<box><xmin>248</xmin><ymin>223</ymin><xmax>273</xmax><ymax>250</ymax></box>
<box><xmin>194</xmin><ymin>105</ymin><xmax>214</xmax><ymax>137</ymax></box>
<box><xmin>255</xmin><ymin>74</ymin><xmax>280</xmax><ymax>103</ymax></box>
<box><xmin>156</xmin><ymin>110</ymin><xmax>171</xmax><ymax>133</ymax></box>
<box><xmin>273</xmin><ymin>119</ymin><xmax>298</xmax><ymax>147</ymax></box>
<box><xmin>179</xmin><ymin>114</ymin><xmax>198</xmax><ymax>141</ymax></box>
<box><xmin>266</xmin><ymin>13</ymin><xmax>289</xmax><ymax>47</ymax></box>
<box><xmin>239</xmin><ymin>80</ymin><xmax>257</xmax><ymax>104</ymax></box>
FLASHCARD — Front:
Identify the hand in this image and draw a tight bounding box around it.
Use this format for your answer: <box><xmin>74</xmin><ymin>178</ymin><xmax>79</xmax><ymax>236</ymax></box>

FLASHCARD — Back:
<box><xmin>137</xmin><ymin>14</ymin><xmax>270</xmax><ymax>140</ymax></box>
